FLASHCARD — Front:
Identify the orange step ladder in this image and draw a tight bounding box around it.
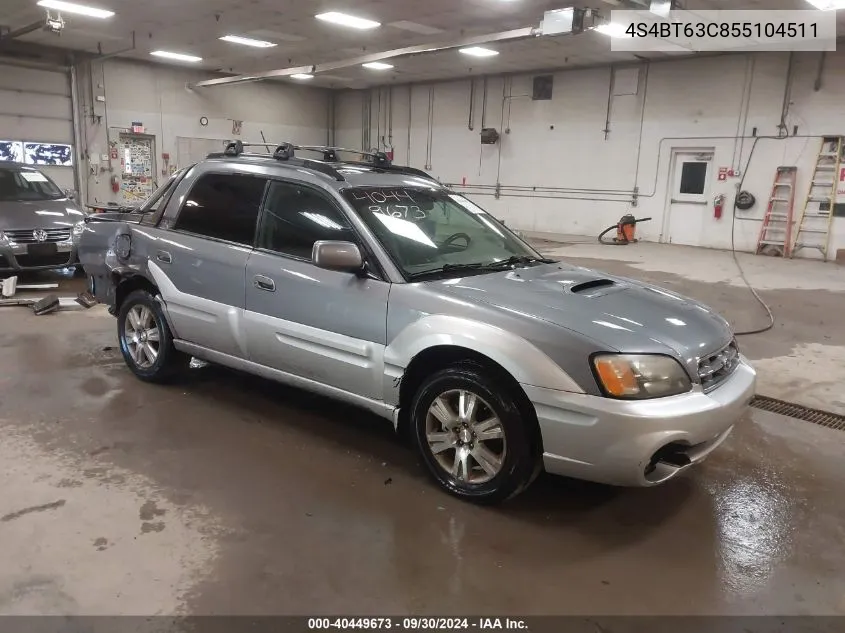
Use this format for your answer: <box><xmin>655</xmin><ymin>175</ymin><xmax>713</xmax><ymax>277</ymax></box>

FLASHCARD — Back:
<box><xmin>756</xmin><ymin>166</ymin><xmax>797</xmax><ymax>258</ymax></box>
<box><xmin>791</xmin><ymin>136</ymin><xmax>844</xmax><ymax>260</ymax></box>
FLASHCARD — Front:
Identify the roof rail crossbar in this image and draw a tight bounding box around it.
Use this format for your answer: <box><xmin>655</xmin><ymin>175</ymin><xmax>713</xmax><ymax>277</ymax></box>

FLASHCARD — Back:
<box><xmin>212</xmin><ymin>141</ymin><xmax>436</xmax><ymax>183</ymax></box>
<box><xmin>206</xmin><ymin>147</ymin><xmax>345</xmax><ymax>182</ymax></box>
<box><xmin>218</xmin><ymin>142</ymin><xmax>396</xmax><ymax>167</ymax></box>
<box><xmin>294</xmin><ymin>145</ymin><xmax>393</xmax><ymax>168</ymax></box>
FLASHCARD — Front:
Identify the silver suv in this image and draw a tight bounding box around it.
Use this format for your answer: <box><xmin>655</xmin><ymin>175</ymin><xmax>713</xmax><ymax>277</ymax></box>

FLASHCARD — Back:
<box><xmin>0</xmin><ymin>162</ymin><xmax>86</xmax><ymax>273</ymax></box>
<box><xmin>78</xmin><ymin>142</ymin><xmax>756</xmax><ymax>504</ymax></box>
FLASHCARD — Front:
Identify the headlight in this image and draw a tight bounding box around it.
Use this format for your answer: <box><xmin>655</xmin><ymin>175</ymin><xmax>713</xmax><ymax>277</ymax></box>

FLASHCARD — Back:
<box><xmin>592</xmin><ymin>354</ymin><xmax>692</xmax><ymax>399</ymax></box>
<box><xmin>0</xmin><ymin>231</ymin><xmax>8</xmax><ymax>246</ymax></box>
<box><xmin>72</xmin><ymin>221</ymin><xmax>85</xmax><ymax>240</ymax></box>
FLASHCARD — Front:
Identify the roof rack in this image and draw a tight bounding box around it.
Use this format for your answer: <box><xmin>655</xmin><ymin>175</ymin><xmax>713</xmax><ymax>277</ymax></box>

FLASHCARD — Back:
<box><xmin>209</xmin><ymin>141</ymin><xmax>344</xmax><ymax>181</ymax></box>
<box><xmin>210</xmin><ymin>141</ymin><xmax>437</xmax><ymax>184</ymax></box>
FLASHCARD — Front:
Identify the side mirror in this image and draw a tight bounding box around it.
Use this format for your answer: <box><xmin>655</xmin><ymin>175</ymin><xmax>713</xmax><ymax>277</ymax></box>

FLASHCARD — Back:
<box><xmin>64</xmin><ymin>188</ymin><xmax>76</xmax><ymax>200</ymax></box>
<box><xmin>312</xmin><ymin>240</ymin><xmax>364</xmax><ymax>273</ymax></box>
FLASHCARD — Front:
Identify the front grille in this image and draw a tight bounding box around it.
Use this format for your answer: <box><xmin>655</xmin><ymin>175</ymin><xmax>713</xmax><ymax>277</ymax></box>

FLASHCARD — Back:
<box><xmin>14</xmin><ymin>253</ymin><xmax>73</xmax><ymax>268</ymax></box>
<box><xmin>698</xmin><ymin>340</ymin><xmax>740</xmax><ymax>392</ymax></box>
<box><xmin>4</xmin><ymin>227</ymin><xmax>72</xmax><ymax>243</ymax></box>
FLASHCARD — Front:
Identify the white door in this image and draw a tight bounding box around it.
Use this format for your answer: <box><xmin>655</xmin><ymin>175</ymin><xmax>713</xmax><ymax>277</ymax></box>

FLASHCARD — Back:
<box><xmin>666</xmin><ymin>151</ymin><xmax>713</xmax><ymax>246</ymax></box>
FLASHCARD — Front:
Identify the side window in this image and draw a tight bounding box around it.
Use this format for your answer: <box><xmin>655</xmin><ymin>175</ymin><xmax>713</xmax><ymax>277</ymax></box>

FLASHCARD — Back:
<box><xmin>174</xmin><ymin>173</ymin><xmax>267</xmax><ymax>245</ymax></box>
<box><xmin>258</xmin><ymin>181</ymin><xmax>355</xmax><ymax>259</ymax></box>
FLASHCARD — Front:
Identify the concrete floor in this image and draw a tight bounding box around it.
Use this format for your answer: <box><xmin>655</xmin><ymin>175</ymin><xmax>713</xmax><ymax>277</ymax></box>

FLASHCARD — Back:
<box><xmin>2</xmin><ymin>256</ymin><xmax>845</xmax><ymax>617</ymax></box>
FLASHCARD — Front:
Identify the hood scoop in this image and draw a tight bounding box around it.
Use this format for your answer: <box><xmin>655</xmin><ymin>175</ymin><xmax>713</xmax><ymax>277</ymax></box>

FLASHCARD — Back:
<box><xmin>568</xmin><ymin>278</ymin><xmax>617</xmax><ymax>296</ymax></box>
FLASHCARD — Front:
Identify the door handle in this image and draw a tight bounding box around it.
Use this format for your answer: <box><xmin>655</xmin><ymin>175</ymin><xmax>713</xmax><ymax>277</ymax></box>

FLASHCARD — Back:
<box><xmin>156</xmin><ymin>250</ymin><xmax>172</xmax><ymax>264</ymax></box>
<box><xmin>253</xmin><ymin>275</ymin><xmax>275</xmax><ymax>292</ymax></box>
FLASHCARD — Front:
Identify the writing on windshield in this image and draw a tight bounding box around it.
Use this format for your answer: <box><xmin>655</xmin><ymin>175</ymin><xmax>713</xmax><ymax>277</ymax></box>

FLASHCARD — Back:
<box><xmin>349</xmin><ymin>188</ymin><xmax>427</xmax><ymax>221</ymax></box>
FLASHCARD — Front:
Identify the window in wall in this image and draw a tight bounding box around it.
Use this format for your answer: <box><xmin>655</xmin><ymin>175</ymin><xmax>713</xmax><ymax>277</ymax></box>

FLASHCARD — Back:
<box><xmin>679</xmin><ymin>161</ymin><xmax>708</xmax><ymax>195</ymax></box>
<box><xmin>0</xmin><ymin>141</ymin><xmax>24</xmax><ymax>163</ymax></box>
<box><xmin>24</xmin><ymin>142</ymin><xmax>73</xmax><ymax>166</ymax></box>
<box><xmin>174</xmin><ymin>173</ymin><xmax>267</xmax><ymax>245</ymax></box>
<box><xmin>258</xmin><ymin>182</ymin><xmax>355</xmax><ymax>259</ymax></box>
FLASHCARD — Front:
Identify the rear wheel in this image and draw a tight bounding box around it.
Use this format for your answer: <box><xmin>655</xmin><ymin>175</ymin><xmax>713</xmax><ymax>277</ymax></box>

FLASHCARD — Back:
<box><xmin>117</xmin><ymin>290</ymin><xmax>188</xmax><ymax>383</ymax></box>
<box><xmin>410</xmin><ymin>362</ymin><xmax>539</xmax><ymax>504</ymax></box>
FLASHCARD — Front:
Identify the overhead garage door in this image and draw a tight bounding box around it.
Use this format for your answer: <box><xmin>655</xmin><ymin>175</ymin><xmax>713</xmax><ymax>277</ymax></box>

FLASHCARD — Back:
<box><xmin>0</xmin><ymin>64</ymin><xmax>76</xmax><ymax>190</ymax></box>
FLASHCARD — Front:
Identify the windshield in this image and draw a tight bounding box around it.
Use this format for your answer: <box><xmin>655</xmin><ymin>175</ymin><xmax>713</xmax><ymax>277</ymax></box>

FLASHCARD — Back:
<box><xmin>342</xmin><ymin>187</ymin><xmax>547</xmax><ymax>279</ymax></box>
<box><xmin>0</xmin><ymin>168</ymin><xmax>64</xmax><ymax>201</ymax></box>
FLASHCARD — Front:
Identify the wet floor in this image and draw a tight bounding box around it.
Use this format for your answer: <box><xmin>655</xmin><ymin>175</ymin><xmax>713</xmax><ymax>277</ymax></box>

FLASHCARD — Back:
<box><xmin>1</xmin><ymin>290</ymin><xmax>845</xmax><ymax>616</ymax></box>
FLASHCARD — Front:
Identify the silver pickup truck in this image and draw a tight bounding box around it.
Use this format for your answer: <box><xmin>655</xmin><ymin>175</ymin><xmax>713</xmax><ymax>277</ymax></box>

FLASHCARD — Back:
<box><xmin>78</xmin><ymin>142</ymin><xmax>756</xmax><ymax>504</ymax></box>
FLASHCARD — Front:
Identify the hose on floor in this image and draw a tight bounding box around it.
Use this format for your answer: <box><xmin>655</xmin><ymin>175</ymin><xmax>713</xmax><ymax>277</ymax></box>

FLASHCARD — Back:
<box><xmin>731</xmin><ymin>136</ymin><xmax>776</xmax><ymax>336</ymax></box>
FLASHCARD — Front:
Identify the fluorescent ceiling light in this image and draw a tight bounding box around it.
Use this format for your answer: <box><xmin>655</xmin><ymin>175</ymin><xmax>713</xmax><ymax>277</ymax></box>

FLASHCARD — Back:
<box><xmin>649</xmin><ymin>0</ymin><xmax>673</xmax><ymax>17</ymax></box>
<box><xmin>362</xmin><ymin>62</ymin><xmax>394</xmax><ymax>70</ymax></box>
<box><xmin>150</xmin><ymin>50</ymin><xmax>203</xmax><ymax>62</ymax></box>
<box><xmin>291</xmin><ymin>73</ymin><xmax>314</xmax><ymax>80</ymax></box>
<box><xmin>315</xmin><ymin>12</ymin><xmax>381</xmax><ymax>30</ymax></box>
<box><xmin>459</xmin><ymin>47</ymin><xmax>499</xmax><ymax>57</ymax></box>
<box><xmin>594</xmin><ymin>23</ymin><xmax>627</xmax><ymax>37</ymax></box>
<box><xmin>219</xmin><ymin>35</ymin><xmax>277</xmax><ymax>48</ymax></box>
<box><xmin>805</xmin><ymin>0</ymin><xmax>845</xmax><ymax>8</ymax></box>
<box><xmin>36</xmin><ymin>0</ymin><xmax>114</xmax><ymax>19</ymax></box>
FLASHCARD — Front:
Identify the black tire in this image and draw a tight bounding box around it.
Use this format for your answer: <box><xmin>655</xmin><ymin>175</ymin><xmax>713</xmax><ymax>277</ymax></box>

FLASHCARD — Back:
<box><xmin>410</xmin><ymin>362</ymin><xmax>540</xmax><ymax>504</ymax></box>
<box><xmin>117</xmin><ymin>289</ymin><xmax>189</xmax><ymax>383</ymax></box>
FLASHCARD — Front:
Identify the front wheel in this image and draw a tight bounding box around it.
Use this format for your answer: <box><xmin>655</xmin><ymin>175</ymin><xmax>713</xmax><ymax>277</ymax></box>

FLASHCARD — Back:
<box><xmin>117</xmin><ymin>289</ymin><xmax>189</xmax><ymax>383</ymax></box>
<box><xmin>410</xmin><ymin>362</ymin><xmax>540</xmax><ymax>504</ymax></box>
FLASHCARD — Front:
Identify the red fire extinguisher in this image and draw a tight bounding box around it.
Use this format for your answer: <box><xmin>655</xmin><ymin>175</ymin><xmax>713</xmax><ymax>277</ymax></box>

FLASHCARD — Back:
<box><xmin>714</xmin><ymin>193</ymin><xmax>725</xmax><ymax>220</ymax></box>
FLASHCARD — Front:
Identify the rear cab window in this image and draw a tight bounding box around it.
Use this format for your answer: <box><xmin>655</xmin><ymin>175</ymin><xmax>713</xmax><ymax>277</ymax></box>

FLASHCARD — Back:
<box><xmin>172</xmin><ymin>172</ymin><xmax>268</xmax><ymax>245</ymax></box>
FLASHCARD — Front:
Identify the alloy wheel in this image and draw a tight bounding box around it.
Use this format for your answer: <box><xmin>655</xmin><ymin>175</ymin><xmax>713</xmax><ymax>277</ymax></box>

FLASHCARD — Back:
<box><xmin>425</xmin><ymin>389</ymin><xmax>507</xmax><ymax>484</ymax></box>
<box><xmin>123</xmin><ymin>305</ymin><xmax>160</xmax><ymax>369</ymax></box>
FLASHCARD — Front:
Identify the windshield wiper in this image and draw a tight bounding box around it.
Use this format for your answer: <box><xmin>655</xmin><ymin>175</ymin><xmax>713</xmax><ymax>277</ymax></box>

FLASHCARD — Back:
<box><xmin>484</xmin><ymin>255</ymin><xmax>556</xmax><ymax>269</ymax></box>
<box><xmin>407</xmin><ymin>262</ymin><xmax>488</xmax><ymax>280</ymax></box>
<box><xmin>407</xmin><ymin>256</ymin><xmax>555</xmax><ymax>281</ymax></box>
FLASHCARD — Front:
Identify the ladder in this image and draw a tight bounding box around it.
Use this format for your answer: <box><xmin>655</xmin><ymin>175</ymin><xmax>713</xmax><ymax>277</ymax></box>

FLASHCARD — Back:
<box><xmin>756</xmin><ymin>166</ymin><xmax>797</xmax><ymax>257</ymax></box>
<box><xmin>791</xmin><ymin>136</ymin><xmax>844</xmax><ymax>260</ymax></box>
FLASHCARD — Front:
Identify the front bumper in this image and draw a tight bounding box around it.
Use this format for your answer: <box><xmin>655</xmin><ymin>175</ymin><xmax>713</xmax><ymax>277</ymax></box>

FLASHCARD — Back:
<box><xmin>0</xmin><ymin>242</ymin><xmax>79</xmax><ymax>272</ymax></box>
<box><xmin>523</xmin><ymin>357</ymin><xmax>756</xmax><ymax>487</ymax></box>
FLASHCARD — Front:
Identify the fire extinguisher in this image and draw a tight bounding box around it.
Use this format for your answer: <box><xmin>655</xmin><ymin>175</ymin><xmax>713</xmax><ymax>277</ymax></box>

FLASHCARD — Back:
<box><xmin>714</xmin><ymin>193</ymin><xmax>725</xmax><ymax>220</ymax></box>
<box><xmin>110</xmin><ymin>175</ymin><xmax>120</xmax><ymax>194</ymax></box>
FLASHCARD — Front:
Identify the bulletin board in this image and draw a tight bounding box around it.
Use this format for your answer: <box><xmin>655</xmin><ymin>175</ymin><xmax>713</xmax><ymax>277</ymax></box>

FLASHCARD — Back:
<box><xmin>118</xmin><ymin>133</ymin><xmax>156</xmax><ymax>205</ymax></box>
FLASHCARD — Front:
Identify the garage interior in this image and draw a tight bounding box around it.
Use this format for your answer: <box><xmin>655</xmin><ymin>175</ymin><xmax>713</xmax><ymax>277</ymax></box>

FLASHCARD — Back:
<box><xmin>2</xmin><ymin>0</ymin><xmax>845</xmax><ymax>620</ymax></box>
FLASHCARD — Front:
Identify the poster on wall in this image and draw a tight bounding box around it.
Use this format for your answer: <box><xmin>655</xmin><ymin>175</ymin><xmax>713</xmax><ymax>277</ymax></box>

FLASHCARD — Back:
<box><xmin>118</xmin><ymin>134</ymin><xmax>155</xmax><ymax>205</ymax></box>
<box><xmin>0</xmin><ymin>141</ymin><xmax>24</xmax><ymax>162</ymax></box>
<box><xmin>24</xmin><ymin>142</ymin><xmax>74</xmax><ymax>166</ymax></box>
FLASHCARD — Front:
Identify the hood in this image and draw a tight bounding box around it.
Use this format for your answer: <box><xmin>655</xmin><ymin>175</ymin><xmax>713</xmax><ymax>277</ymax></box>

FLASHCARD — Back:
<box><xmin>433</xmin><ymin>262</ymin><xmax>733</xmax><ymax>367</ymax></box>
<box><xmin>0</xmin><ymin>198</ymin><xmax>85</xmax><ymax>231</ymax></box>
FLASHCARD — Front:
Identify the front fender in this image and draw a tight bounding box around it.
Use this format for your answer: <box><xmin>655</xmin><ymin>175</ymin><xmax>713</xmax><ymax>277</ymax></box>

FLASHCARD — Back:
<box><xmin>383</xmin><ymin>314</ymin><xmax>584</xmax><ymax>406</ymax></box>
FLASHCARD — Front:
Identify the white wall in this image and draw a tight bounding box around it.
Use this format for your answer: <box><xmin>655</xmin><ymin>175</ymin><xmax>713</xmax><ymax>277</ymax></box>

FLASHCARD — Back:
<box><xmin>334</xmin><ymin>50</ymin><xmax>845</xmax><ymax>259</ymax></box>
<box><xmin>76</xmin><ymin>58</ymin><xmax>329</xmax><ymax>205</ymax></box>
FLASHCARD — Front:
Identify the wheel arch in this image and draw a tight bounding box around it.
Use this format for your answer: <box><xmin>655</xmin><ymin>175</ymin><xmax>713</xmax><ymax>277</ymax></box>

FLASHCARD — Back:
<box><xmin>387</xmin><ymin>316</ymin><xmax>583</xmax><ymax>451</ymax></box>
<box><xmin>396</xmin><ymin>345</ymin><xmax>543</xmax><ymax>448</ymax></box>
<box><xmin>113</xmin><ymin>271</ymin><xmax>159</xmax><ymax>314</ymax></box>
<box><xmin>385</xmin><ymin>314</ymin><xmax>584</xmax><ymax>398</ymax></box>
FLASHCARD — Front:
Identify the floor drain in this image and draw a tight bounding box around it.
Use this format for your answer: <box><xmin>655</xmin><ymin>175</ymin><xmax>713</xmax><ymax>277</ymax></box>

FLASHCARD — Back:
<box><xmin>751</xmin><ymin>396</ymin><xmax>845</xmax><ymax>431</ymax></box>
